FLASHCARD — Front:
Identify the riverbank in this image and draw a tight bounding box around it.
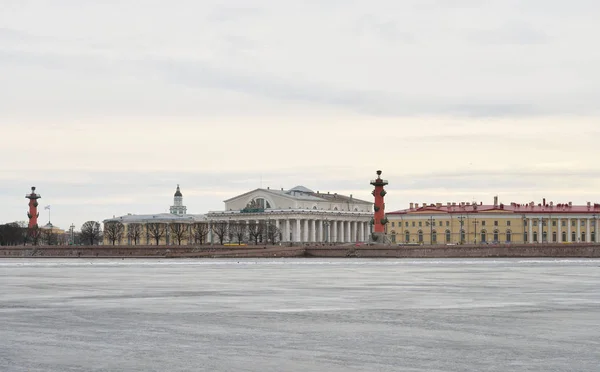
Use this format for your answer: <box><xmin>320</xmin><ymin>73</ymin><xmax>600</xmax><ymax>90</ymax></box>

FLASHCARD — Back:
<box><xmin>2</xmin><ymin>243</ymin><xmax>600</xmax><ymax>258</ymax></box>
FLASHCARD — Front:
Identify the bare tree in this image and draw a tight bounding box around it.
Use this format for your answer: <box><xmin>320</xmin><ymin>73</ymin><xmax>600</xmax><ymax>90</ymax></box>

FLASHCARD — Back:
<box><xmin>127</xmin><ymin>223</ymin><xmax>143</xmax><ymax>245</ymax></box>
<box><xmin>170</xmin><ymin>223</ymin><xmax>189</xmax><ymax>245</ymax></box>
<box><xmin>104</xmin><ymin>221</ymin><xmax>125</xmax><ymax>245</ymax></box>
<box><xmin>41</xmin><ymin>228</ymin><xmax>57</xmax><ymax>245</ymax></box>
<box><xmin>211</xmin><ymin>221</ymin><xmax>228</xmax><ymax>245</ymax></box>
<box><xmin>229</xmin><ymin>222</ymin><xmax>247</xmax><ymax>245</ymax></box>
<box><xmin>28</xmin><ymin>225</ymin><xmax>43</xmax><ymax>246</ymax></box>
<box><xmin>146</xmin><ymin>222</ymin><xmax>166</xmax><ymax>245</ymax></box>
<box><xmin>0</xmin><ymin>223</ymin><xmax>22</xmax><ymax>246</ymax></box>
<box><xmin>247</xmin><ymin>221</ymin><xmax>264</xmax><ymax>245</ymax></box>
<box><xmin>263</xmin><ymin>220</ymin><xmax>281</xmax><ymax>244</ymax></box>
<box><xmin>192</xmin><ymin>222</ymin><xmax>209</xmax><ymax>244</ymax></box>
<box><xmin>80</xmin><ymin>221</ymin><xmax>102</xmax><ymax>245</ymax></box>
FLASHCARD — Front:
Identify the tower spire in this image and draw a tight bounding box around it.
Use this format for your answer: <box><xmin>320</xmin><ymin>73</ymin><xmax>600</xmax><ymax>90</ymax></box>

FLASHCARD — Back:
<box><xmin>26</xmin><ymin>186</ymin><xmax>41</xmax><ymax>229</ymax></box>
<box><xmin>370</xmin><ymin>170</ymin><xmax>389</xmax><ymax>242</ymax></box>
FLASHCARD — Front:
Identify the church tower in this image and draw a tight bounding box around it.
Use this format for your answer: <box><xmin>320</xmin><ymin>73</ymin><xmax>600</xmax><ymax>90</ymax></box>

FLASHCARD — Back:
<box><xmin>169</xmin><ymin>185</ymin><xmax>187</xmax><ymax>215</ymax></box>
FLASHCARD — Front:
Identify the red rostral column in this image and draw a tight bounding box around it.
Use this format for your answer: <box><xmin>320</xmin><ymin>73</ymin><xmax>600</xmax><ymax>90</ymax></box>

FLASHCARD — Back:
<box><xmin>26</xmin><ymin>186</ymin><xmax>41</xmax><ymax>229</ymax></box>
<box><xmin>370</xmin><ymin>170</ymin><xmax>388</xmax><ymax>237</ymax></box>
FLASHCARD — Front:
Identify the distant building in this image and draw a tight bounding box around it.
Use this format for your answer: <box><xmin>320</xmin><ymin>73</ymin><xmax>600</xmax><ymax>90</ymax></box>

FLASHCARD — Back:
<box><xmin>169</xmin><ymin>185</ymin><xmax>187</xmax><ymax>215</ymax></box>
<box><xmin>386</xmin><ymin>197</ymin><xmax>600</xmax><ymax>245</ymax></box>
<box><xmin>102</xmin><ymin>185</ymin><xmax>205</xmax><ymax>245</ymax></box>
<box><xmin>206</xmin><ymin>185</ymin><xmax>373</xmax><ymax>243</ymax></box>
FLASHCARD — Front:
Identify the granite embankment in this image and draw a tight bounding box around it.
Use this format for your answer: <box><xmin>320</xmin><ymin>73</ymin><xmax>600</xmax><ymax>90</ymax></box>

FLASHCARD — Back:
<box><xmin>2</xmin><ymin>243</ymin><xmax>600</xmax><ymax>258</ymax></box>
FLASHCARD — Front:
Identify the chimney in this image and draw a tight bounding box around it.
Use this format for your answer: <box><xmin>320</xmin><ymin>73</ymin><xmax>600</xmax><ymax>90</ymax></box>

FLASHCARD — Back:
<box><xmin>587</xmin><ymin>202</ymin><xmax>591</xmax><ymax>208</ymax></box>
<box><xmin>350</xmin><ymin>194</ymin><xmax>353</xmax><ymax>199</ymax></box>
<box><xmin>447</xmin><ymin>202</ymin><xmax>451</xmax><ymax>207</ymax></box>
<box><xmin>436</xmin><ymin>202</ymin><xmax>442</xmax><ymax>208</ymax></box>
<box><xmin>494</xmin><ymin>196</ymin><xmax>498</xmax><ymax>206</ymax></box>
<box><xmin>415</xmin><ymin>203</ymin><xmax>419</xmax><ymax>208</ymax></box>
<box><xmin>569</xmin><ymin>202</ymin><xmax>572</xmax><ymax>207</ymax></box>
<box><xmin>550</xmin><ymin>201</ymin><xmax>553</xmax><ymax>207</ymax></box>
<box><xmin>543</xmin><ymin>198</ymin><xmax>546</xmax><ymax>205</ymax></box>
<box><xmin>452</xmin><ymin>202</ymin><xmax>456</xmax><ymax>206</ymax></box>
<box><xmin>410</xmin><ymin>203</ymin><xmax>414</xmax><ymax>209</ymax></box>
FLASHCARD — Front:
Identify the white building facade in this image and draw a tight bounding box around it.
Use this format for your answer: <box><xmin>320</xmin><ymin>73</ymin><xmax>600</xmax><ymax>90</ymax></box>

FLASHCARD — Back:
<box><xmin>206</xmin><ymin>186</ymin><xmax>373</xmax><ymax>244</ymax></box>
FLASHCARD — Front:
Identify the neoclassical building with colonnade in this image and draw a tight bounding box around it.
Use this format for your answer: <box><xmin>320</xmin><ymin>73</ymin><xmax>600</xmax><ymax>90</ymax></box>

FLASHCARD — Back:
<box><xmin>386</xmin><ymin>197</ymin><xmax>600</xmax><ymax>245</ymax></box>
<box><xmin>206</xmin><ymin>186</ymin><xmax>373</xmax><ymax>244</ymax></box>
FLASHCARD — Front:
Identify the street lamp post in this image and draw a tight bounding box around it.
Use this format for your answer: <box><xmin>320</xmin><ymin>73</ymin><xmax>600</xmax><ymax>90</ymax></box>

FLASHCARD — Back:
<box><xmin>69</xmin><ymin>223</ymin><xmax>75</xmax><ymax>245</ymax></box>
<box><xmin>457</xmin><ymin>216</ymin><xmax>465</xmax><ymax>244</ymax></box>
<box><xmin>427</xmin><ymin>216</ymin><xmax>435</xmax><ymax>245</ymax></box>
<box><xmin>473</xmin><ymin>218</ymin><xmax>479</xmax><ymax>245</ymax></box>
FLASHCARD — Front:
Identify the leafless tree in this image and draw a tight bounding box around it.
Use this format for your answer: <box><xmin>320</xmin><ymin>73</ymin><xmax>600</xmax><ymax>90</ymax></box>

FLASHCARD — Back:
<box><xmin>0</xmin><ymin>223</ymin><xmax>22</xmax><ymax>246</ymax></box>
<box><xmin>104</xmin><ymin>221</ymin><xmax>125</xmax><ymax>245</ymax></box>
<box><xmin>127</xmin><ymin>223</ymin><xmax>143</xmax><ymax>245</ymax></box>
<box><xmin>170</xmin><ymin>223</ymin><xmax>189</xmax><ymax>245</ymax></box>
<box><xmin>28</xmin><ymin>225</ymin><xmax>43</xmax><ymax>246</ymax></box>
<box><xmin>192</xmin><ymin>222</ymin><xmax>209</xmax><ymax>244</ymax></box>
<box><xmin>247</xmin><ymin>221</ymin><xmax>264</xmax><ymax>245</ymax></box>
<box><xmin>229</xmin><ymin>222</ymin><xmax>247</xmax><ymax>245</ymax></box>
<box><xmin>80</xmin><ymin>221</ymin><xmax>102</xmax><ymax>245</ymax></box>
<box><xmin>211</xmin><ymin>221</ymin><xmax>228</xmax><ymax>245</ymax></box>
<box><xmin>146</xmin><ymin>222</ymin><xmax>166</xmax><ymax>245</ymax></box>
<box><xmin>41</xmin><ymin>228</ymin><xmax>57</xmax><ymax>245</ymax></box>
<box><xmin>262</xmin><ymin>220</ymin><xmax>281</xmax><ymax>245</ymax></box>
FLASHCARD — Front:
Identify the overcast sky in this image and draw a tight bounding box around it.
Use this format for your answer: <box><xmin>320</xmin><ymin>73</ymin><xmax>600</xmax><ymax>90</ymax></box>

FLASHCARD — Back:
<box><xmin>1</xmin><ymin>0</ymin><xmax>599</xmax><ymax>230</ymax></box>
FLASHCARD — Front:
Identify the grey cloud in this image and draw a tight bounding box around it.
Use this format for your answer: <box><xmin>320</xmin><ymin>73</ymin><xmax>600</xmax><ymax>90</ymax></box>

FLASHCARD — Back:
<box><xmin>466</xmin><ymin>21</ymin><xmax>551</xmax><ymax>45</ymax></box>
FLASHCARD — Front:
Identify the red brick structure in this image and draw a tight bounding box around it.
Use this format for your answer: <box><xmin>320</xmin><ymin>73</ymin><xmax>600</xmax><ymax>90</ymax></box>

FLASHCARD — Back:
<box><xmin>26</xmin><ymin>186</ymin><xmax>41</xmax><ymax>229</ymax></box>
<box><xmin>370</xmin><ymin>170</ymin><xmax>388</xmax><ymax>240</ymax></box>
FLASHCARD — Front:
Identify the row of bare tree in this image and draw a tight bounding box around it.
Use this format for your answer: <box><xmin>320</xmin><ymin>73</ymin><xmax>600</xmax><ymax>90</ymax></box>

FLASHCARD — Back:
<box><xmin>102</xmin><ymin>220</ymin><xmax>281</xmax><ymax>246</ymax></box>
<box><xmin>0</xmin><ymin>222</ymin><xmax>68</xmax><ymax>246</ymax></box>
<box><xmin>0</xmin><ymin>221</ymin><xmax>103</xmax><ymax>246</ymax></box>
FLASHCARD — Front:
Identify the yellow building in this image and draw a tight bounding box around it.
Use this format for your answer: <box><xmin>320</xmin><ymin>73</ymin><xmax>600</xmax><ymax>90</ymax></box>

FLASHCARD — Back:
<box><xmin>386</xmin><ymin>197</ymin><xmax>600</xmax><ymax>245</ymax></box>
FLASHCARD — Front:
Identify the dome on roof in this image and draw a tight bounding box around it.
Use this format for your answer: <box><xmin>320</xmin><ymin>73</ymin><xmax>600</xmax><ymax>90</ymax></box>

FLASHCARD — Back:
<box><xmin>174</xmin><ymin>184</ymin><xmax>182</xmax><ymax>197</ymax></box>
<box><xmin>289</xmin><ymin>185</ymin><xmax>314</xmax><ymax>193</ymax></box>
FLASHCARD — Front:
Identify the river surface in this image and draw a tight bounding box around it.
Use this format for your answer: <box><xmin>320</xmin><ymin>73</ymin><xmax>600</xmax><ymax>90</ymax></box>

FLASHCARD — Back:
<box><xmin>0</xmin><ymin>258</ymin><xmax>599</xmax><ymax>371</ymax></box>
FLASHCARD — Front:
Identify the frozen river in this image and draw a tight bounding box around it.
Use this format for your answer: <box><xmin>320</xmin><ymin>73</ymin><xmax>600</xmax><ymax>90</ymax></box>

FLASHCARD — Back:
<box><xmin>1</xmin><ymin>258</ymin><xmax>599</xmax><ymax>371</ymax></box>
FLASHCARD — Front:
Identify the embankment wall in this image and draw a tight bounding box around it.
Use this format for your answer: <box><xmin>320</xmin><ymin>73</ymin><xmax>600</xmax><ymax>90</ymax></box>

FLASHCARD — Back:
<box><xmin>1</xmin><ymin>243</ymin><xmax>600</xmax><ymax>258</ymax></box>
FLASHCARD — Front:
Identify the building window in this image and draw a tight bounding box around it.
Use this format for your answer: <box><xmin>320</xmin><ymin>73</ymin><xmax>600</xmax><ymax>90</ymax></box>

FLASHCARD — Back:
<box><xmin>572</xmin><ymin>231</ymin><xmax>576</xmax><ymax>242</ymax></box>
<box><xmin>572</xmin><ymin>220</ymin><xmax>576</xmax><ymax>227</ymax></box>
<box><xmin>561</xmin><ymin>220</ymin><xmax>566</xmax><ymax>227</ymax></box>
<box><xmin>418</xmin><ymin>230</ymin><xmax>423</xmax><ymax>243</ymax></box>
<box><xmin>581</xmin><ymin>231</ymin><xmax>586</xmax><ymax>242</ymax></box>
<box><xmin>506</xmin><ymin>230</ymin><xmax>512</xmax><ymax>243</ymax></box>
<box><xmin>446</xmin><ymin>221</ymin><xmax>450</xmax><ymax>227</ymax></box>
<box><xmin>493</xmin><ymin>230</ymin><xmax>499</xmax><ymax>242</ymax></box>
<box><xmin>507</xmin><ymin>221</ymin><xmax>511</xmax><ymax>226</ymax></box>
<box><xmin>405</xmin><ymin>231</ymin><xmax>410</xmax><ymax>243</ymax></box>
<box><xmin>391</xmin><ymin>222</ymin><xmax>395</xmax><ymax>227</ymax></box>
<box><xmin>481</xmin><ymin>230</ymin><xmax>487</xmax><ymax>243</ymax></box>
<box><xmin>533</xmin><ymin>231</ymin><xmax>538</xmax><ymax>242</ymax></box>
<box><xmin>524</xmin><ymin>231</ymin><xmax>528</xmax><ymax>242</ymax></box>
<box><xmin>419</xmin><ymin>222</ymin><xmax>422</xmax><ymax>227</ymax></box>
<box><xmin>562</xmin><ymin>231</ymin><xmax>567</xmax><ymax>242</ymax></box>
<box><xmin>405</xmin><ymin>222</ymin><xmax>408</xmax><ymax>227</ymax></box>
<box><xmin>542</xmin><ymin>220</ymin><xmax>547</xmax><ymax>227</ymax></box>
<box><xmin>542</xmin><ymin>231</ymin><xmax>547</xmax><ymax>242</ymax></box>
<box><xmin>482</xmin><ymin>221</ymin><xmax>486</xmax><ymax>226</ymax></box>
<box><xmin>552</xmin><ymin>231</ymin><xmax>557</xmax><ymax>242</ymax></box>
<box><xmin>460</xmin><ymin>230</ymin><xmax>466</xmax><ymax>244</ymax></box>
<box><xmin>494</xmin><ymin>221</ymin><xmax>498</xmax><ymax>226</ymax></box>
<box><xmin>581</xmin><ymin>220</ymin><xmax>585</xmax><ymax>227</ymax></box>
<box><xmin>432</xmin><ymin>230</ymin><xmax>437</xmax><ymax>244</ymax></box>
<box><xmin>445</xmin><ymin>230</ymin><xmax>451</xmax><ymax>243</ymax></box>
<box><xmin>412</xmin><ymin>222</ymin><xmax>415</xmax><ymax>227</ymax></box>
<box><xmin>592</xmin><ymin>231</ymin><xmax>596</xmax><ymax>242</ymax></box>
<box><xmin>552</xmin><ymin>220</ymin><xmax>557</xmax><ymax>227</ymax></box>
